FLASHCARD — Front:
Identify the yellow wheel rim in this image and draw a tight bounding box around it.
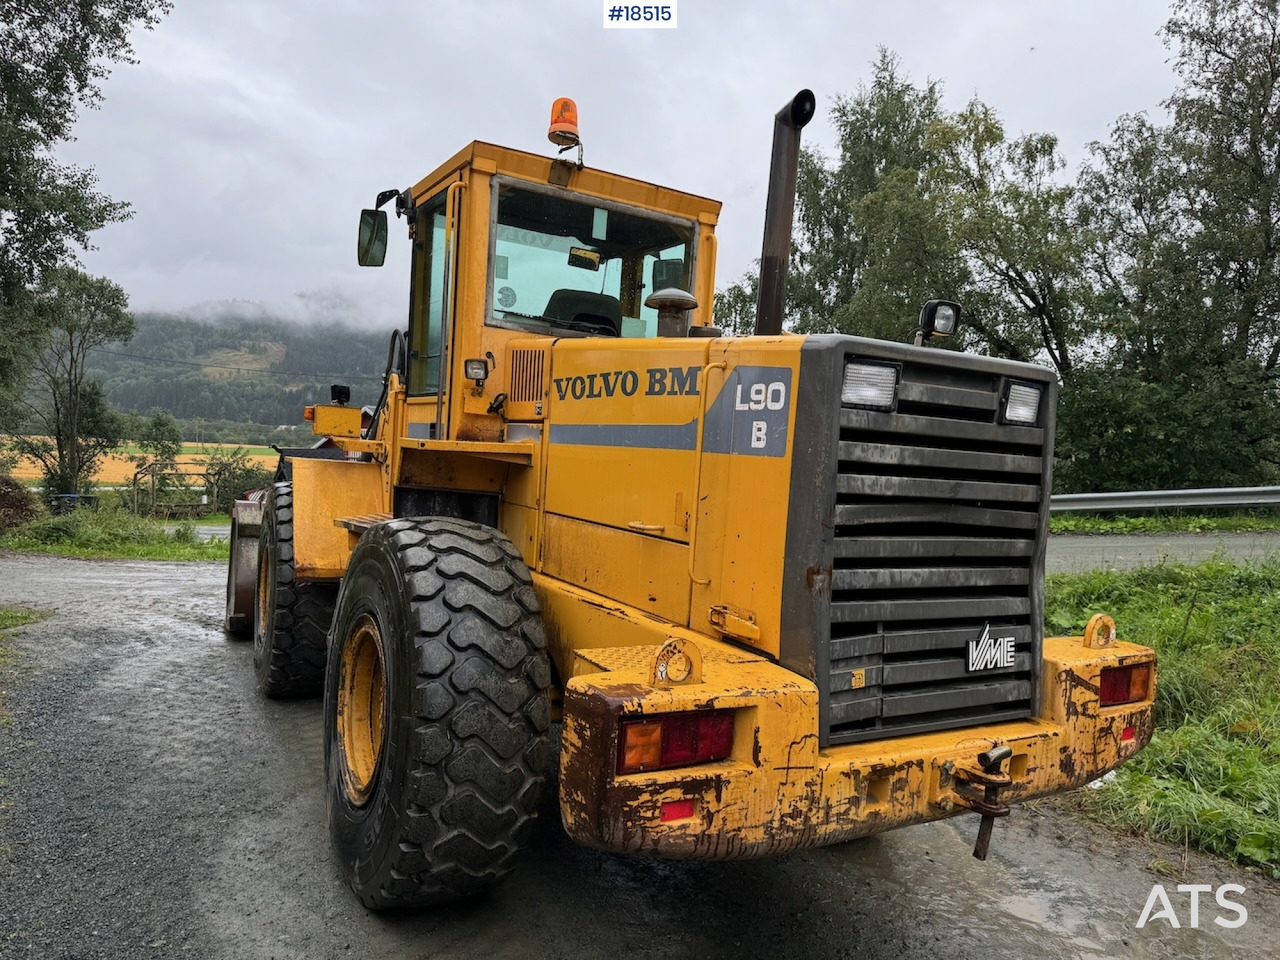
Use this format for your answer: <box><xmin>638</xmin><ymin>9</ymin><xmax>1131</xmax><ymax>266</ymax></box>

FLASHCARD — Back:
<box><xmin>337</xmin><ymin>613</ymin><xmax>387</xmax><ymax>805</ymax></box>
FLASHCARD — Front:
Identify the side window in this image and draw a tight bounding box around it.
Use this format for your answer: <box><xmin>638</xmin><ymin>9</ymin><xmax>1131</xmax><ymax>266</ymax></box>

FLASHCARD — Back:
<box><xmin>408</xmin><ymin>192</ymin><xmax>450</xmax><ymax>395</ymax></box>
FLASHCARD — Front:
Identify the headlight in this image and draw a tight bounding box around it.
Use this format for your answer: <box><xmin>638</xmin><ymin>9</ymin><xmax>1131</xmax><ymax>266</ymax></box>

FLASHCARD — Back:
<box><xmin>1003</xmin><ymin>381</ymin><xmax>1041</xmax><ymax>425</ymax></box>
<box><xmin>842</xmin><ymin>361</ymin><xmax>899</xmax><ymax>410</ymax></box>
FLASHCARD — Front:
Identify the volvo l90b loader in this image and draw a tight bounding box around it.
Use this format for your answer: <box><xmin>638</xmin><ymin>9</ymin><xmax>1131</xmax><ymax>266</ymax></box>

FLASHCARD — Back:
<box><xmin>224</xmin><ymin>91</ymin><xmax>1156</xmax><ymax>909</ymax></box>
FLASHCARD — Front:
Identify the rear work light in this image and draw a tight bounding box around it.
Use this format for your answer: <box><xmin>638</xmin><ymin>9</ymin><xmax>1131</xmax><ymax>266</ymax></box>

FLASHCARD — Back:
<box><xmin>842</xmin><ymin>360</ymin><xmax>900</xmax><ymax>410</ymax></box>
<box><xmin>617</xmin><ymin>710</ymin><xmax>735</xmax><ymax>775</ymax></box>
<box><xmin>1100</xmin><ymin>663</ymin><xmax>1152</xmax><ymax>706</ymax></box>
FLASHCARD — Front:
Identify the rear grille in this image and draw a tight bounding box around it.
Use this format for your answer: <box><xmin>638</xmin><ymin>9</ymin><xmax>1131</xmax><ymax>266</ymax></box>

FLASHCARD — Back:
<box><xmin>827</xmin><ymin>358</ymin><xmax>1047</xmax><ymax>744</ymax></box>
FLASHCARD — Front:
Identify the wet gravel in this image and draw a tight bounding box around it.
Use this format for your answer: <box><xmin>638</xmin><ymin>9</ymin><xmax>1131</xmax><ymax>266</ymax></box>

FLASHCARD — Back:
<box><xmin>0</xmin><ymin>550</ymin><xmax>1276</xmax><ymax>959</ymax></box>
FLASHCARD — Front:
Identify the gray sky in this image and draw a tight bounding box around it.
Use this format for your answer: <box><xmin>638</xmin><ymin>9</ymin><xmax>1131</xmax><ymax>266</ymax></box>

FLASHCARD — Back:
<box><xmin>59</xmin><ymin>0</ymin><xmax>1178</xmax><ymax>328</ymax></box>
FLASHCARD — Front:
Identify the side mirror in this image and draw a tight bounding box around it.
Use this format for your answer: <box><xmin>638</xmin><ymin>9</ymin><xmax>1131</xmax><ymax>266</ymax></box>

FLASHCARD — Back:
<box><xmin>652</xmin><ymin>258</ymin><xmax>685</xmax><ymax>292</ymax></box>
<box><xmin>357</xmin><ymin>209</ymin><xmax>388</xmax><ymax>267</ymax></box>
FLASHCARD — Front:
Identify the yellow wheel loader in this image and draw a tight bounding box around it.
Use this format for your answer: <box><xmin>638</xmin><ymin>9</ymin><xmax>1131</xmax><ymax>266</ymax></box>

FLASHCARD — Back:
<box><xmin>224</xmin><ymin>92</ymin><xmax>1156</xmax><ymax>909</ymax></box>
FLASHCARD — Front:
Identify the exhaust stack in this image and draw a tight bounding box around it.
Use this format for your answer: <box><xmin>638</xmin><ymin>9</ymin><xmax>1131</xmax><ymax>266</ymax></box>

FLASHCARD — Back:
<box><xmin>755</xmin><ymin>89</ymin><xmax>816</xmax><ymax>336</ymax></box>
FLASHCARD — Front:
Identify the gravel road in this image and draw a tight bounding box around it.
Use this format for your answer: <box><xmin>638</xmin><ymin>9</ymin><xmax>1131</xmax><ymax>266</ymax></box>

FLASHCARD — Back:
<box><xmin>0</xmin><ymin>551</ymin><xmax>1276</xmax><ymax>959</ymax></box>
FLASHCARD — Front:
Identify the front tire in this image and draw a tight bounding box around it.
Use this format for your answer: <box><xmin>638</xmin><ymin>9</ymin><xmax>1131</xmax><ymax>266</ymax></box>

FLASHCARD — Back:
<box><xmin>253</xmin><ymin>482</ymin><xmax>337</xmax><ymax>698</ymax></box>
<box><xmin>324</xmin><ymin>517</ymin><xmax>553</xmax><ymax>909</ymax></box>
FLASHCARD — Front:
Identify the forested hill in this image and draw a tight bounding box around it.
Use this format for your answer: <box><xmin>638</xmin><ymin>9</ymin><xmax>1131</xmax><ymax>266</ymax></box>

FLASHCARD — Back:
<box><xmin>89</xmin><ymin>311</ymin><xmax>392</xmax><ymax>434</ymax></box>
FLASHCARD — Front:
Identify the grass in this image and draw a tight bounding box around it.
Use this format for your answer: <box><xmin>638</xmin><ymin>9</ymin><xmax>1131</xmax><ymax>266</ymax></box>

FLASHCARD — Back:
<box><xmin>1050</xmin><ymin>511</ymin><xmax>1280</xmax><ymax>535</ymax></box>
<box><xmin>0</xmin><ymin>509</ymin><xmax>229</xmax><ymax>561</ymax></box>
<box><xmin>1045</xmin><ymin>558</ymin><xmax>1280</xmax><ymax>876</ymax></box>
<box><xmin>0</xmin><ymin>606</ymin><xmax>47</xmax><ymax>724</ymax></box>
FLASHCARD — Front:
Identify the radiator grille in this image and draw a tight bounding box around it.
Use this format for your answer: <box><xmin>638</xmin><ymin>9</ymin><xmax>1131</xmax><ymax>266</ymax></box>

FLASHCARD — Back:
<box><xmin>827</xmin><ymin>358</ymin><xmax>1047</xmax><ymax>744</ymax></box>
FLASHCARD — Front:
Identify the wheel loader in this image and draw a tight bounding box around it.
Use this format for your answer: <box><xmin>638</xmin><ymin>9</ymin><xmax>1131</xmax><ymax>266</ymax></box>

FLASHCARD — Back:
<box><xmin>224</xmin><ymin>91</ymin><xmax>1156</xmax><ymax>909</ymax></box>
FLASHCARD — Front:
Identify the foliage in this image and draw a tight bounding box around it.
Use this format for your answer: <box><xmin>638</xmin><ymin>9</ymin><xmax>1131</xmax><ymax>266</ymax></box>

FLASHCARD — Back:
<box><xmin>130</xmin><ymin>408</ymin><xmax>184</xmax><ymax>466</ymax></box>
<box><xmin>124</xmin><ymin>408</ymin><xmax>188</xmax><ymax>513</ymax></box>
<box><xmin>714</xmin><ymin>49</ymin><xmax>1085</xmax><ymax>375</ymax></box>
<box><xmin>0</xmin><ymin>507</ymin><xmax>227</xmax><ymax>561</ymax></box>
<box><xmin>1046</xmin><ymin>559</ymin><xmax>1280</xmax><ymax>873</ymax></box>
<box><xmin>5</xmin><ymin>268</ymin><xmax>134</xmax><ymax>494</ymax></box>
<box><xmin>1059</xmin><ymin>0</ymin><xmax>1280</xmax><ymax>491</ymax></box>
<box><xmin>1055</xmin><ymin>362</ymin><xmax>1280</xmax><ymax>492</ymax></box>
<box><xmin>0</xmin><ymin>475</ymin><xmax>38</xmax><ymax>530</ymax></box>
<box><xmin>0</xmin><ymin>0</ymin><xmax>171</xmax><ymax>398</ymax></box>
<box><xmin>1050</xmin><ymin>510</ymin><xmax>1280</xmax><ymax>535</ymax></box>
<box><xmin>82</xmin><ymin>311</ymin><xmax>386</xmax><ymax>432</ymax></box>
<box><xmin>204</xmin><ymin>445</ymin><xmax>274</xmax><ymax>513</ymax></box>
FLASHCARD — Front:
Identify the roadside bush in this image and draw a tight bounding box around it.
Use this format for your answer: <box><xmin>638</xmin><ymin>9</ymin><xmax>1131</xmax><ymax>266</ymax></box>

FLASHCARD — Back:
<box><xmin>1046</xmin><ymin>558</ymin><xmax>1280</xmax><ymax>875</ymax></box>
<box><xmin>0</xmin><ymin>475</ymin><xmax>39</xmax><ymax>530</ymax></box>
<box><xmin>0</xmin><ymin>508</ymin><xmax>226</xmax><ymax>561</ymax></box>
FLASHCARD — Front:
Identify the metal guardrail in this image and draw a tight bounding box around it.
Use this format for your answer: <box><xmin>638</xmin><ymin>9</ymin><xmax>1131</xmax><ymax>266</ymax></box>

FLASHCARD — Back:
<box><xmin>1050</xmin><ymin>486</ymin><xmax>1280</xmax><ymax>513</ymax></box>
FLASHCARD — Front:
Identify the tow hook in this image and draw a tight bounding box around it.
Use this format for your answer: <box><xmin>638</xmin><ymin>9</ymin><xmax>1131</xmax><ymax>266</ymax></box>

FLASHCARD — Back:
<box><xmin>953</xmin><ymin>745</ymin><xmax>1013</xmax><ymax>861</ymax></box>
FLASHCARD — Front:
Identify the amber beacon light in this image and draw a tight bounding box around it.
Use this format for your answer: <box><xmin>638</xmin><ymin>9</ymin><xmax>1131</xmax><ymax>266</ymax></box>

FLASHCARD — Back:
<box><xmin>548</xmin><ymin>97</ymin><xmax>580</xmax><ymax>147</ymax></box>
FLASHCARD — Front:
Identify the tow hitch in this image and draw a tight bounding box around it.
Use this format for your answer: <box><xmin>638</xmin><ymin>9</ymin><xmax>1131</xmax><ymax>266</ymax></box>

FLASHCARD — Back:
<box><xmin>951</xmin><ymin>745</ymin><xmax>1013</xmax><ymax>861</ymax></box>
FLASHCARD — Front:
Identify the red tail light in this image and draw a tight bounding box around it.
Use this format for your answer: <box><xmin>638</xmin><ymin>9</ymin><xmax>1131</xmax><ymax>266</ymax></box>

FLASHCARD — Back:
<box><xmin>1100</xmin><ymin>664</ymin><xmax>1152</xmax><ymax>706</ymax></box>
<box><xmin>617</xmin><ymin>710</ymin><xmax>735</xmax><ymax>774</ymax></box>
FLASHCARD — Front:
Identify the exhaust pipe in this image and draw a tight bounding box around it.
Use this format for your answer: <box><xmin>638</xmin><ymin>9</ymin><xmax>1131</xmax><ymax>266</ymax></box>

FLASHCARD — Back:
<box><xmin>755</xmin><ymin>89</ymin><xmax>816</xmax><ymax>336</ymax></box>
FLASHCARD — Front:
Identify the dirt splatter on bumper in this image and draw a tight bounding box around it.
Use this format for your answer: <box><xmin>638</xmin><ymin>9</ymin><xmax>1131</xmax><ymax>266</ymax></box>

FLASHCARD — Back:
<box><xmin>560</xmin><ymin>635</ymin><xmax>1155</xmax><ymax>858</ymax></box>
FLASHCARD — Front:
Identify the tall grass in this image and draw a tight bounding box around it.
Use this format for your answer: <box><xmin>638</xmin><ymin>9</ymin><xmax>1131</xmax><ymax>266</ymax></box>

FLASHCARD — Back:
<box><xmin>1046</xmin><ymin>558</ymin><xmax>1280</xmax><ymax>875</ymax></box>
<box><xmin>1050</xmin><ymin>510</ymin><xmax>1280</xmax><ymax>535</ymax></box>
<box><xmin>0</xmin><ymin>509</ymin><xmax>228</xmax><ymax>561</ymax></box>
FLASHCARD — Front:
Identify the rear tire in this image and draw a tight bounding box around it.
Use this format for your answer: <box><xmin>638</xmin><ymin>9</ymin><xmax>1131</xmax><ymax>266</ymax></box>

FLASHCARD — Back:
<box><xmin>324</xmin><ymin>517</ymin><xmax>553</xmax><ymax>909</ymax></box>
<box><xmin>253</xmin><ymin>481</ymin><xmax>337</xmax><ymax>698</ymax></box>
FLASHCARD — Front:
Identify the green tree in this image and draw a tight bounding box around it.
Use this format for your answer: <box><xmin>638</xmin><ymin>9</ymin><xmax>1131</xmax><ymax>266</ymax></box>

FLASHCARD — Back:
<box><xmin>133</xmin><ymin>408</ymin><xmax>184</xmax><ymax>466</ymax></box>
<box><xmin>7</xmin><ymin>269</ymin><xmax>135</xmax><ymax>494</ymax></box>
<box><xmin>1057</xmin><ymin>0</ymin><xmax>1280</xmax><ymax>490</ymax></box>
<box><xmin>205</xmin><ymin>446</ymin><xmax>272</xmax><ymax>513</ymax></box>
<box><xmin>0</xmin><ymin>0</ymin><xmax>171</xmax><ymax>397</ymax></box>
<box><xmin>714</xmin><ymin>50</ymin><xmax>1086</xmax><ymax>377</ymax></box>
<box><xmin>934</xmin><ymin>106</ymin><xmax>1086</xmax><ymax>376</ymax></box>
<box><xmin>715</xmin><ymin>49</ymin><xmax>946</xmax><ymax>338</ymax></box>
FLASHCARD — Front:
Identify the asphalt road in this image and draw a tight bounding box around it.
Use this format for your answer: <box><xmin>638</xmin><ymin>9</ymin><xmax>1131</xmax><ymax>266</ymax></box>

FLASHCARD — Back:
<box><xmin>1046</xmin><ymin>532</ymin><xmax>1280</xmax><ymax>573</ymax></box>
<box><xmin>0</xmin><ymin>552</ymin><xmax>1276</xmax><ymax>960</ymax></box>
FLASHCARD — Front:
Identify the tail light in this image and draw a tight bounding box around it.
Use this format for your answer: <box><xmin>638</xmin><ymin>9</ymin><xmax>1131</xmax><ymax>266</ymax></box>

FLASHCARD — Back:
<box><xmin>1100</xmin><ymin>663</ymin><xmax>1152</xmax><ymax>706</ymax></box>
<box><xmin>617</xmin><ymin>710</ymin><xmax>734</xmax><ymax>775</ymax></box>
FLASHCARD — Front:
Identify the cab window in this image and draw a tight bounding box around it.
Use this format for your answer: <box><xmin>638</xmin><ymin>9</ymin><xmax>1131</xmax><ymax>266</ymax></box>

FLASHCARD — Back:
<box><xmin>488</xmin><ymin>184</ymin><xmax>694</xmax><ymax>338</ymax></box>
<box><xmin>407</xmin><ymin>191</ymin><xmax>449</xmax><ymax>395</ymax></box>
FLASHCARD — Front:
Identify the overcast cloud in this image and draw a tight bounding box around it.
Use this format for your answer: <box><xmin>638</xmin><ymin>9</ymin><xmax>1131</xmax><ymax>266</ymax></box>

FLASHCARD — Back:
<box><xmin>56</xmin><ymin>0</ymin><xmax>1178</xmax><ymax>329</ymax></box>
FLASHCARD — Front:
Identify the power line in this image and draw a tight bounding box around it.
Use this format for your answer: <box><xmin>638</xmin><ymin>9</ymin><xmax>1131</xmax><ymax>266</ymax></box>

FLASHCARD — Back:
<box><xmin>89</xmin><ymin>347</ymin><xmax>385</xmax><ymax>383</ymax></box>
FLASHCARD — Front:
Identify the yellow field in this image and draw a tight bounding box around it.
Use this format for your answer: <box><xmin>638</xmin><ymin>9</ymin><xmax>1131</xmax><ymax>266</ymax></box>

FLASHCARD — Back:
<box><xmin>10</xmin><ymin>445</ymin><xmax>277</xmax><ymax>486</ymax></box>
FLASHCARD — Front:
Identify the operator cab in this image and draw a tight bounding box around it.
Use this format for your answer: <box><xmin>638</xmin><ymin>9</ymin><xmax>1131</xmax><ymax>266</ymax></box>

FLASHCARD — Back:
<box><xmin>356</xmin><ymin>100</ymin><xmax>721</xmax><ymax>441</ymax></box>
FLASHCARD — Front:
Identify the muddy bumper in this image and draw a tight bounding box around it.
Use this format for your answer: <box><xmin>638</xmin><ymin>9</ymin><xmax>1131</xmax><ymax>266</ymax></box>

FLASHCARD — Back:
<box><xmin>559</xmin><ymin>635</ymin><xmax>1155</xmax><ymax>858</ymax></box>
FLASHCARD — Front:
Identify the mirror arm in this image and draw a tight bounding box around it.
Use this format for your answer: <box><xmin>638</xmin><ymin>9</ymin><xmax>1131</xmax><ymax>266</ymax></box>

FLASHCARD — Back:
<box><xmin>394</xmin><ymin>188</ymin><xmax>415</xmax><ymax>220</ymax></box>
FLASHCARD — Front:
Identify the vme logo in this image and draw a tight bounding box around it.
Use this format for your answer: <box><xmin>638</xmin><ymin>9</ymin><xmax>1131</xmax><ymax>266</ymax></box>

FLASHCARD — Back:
<box><xmin>967</xmin><ymin>622</ymin><xmax>1016</xmax><ymax>672</ymax></box>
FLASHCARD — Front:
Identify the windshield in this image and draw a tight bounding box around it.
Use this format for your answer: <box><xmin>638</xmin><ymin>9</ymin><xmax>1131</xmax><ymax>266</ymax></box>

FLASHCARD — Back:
<box><xmin>488</xmin><ymin>184</ymin><xmax>695</xmax><ymax>338</ymax></box>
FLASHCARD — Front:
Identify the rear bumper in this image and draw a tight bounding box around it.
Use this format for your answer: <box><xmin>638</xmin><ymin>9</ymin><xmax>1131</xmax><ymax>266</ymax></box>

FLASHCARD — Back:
<box><xmin>559</xmin><ymin>635</ymin><xmax>1155</xmax><ymax>858</ymax></box>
